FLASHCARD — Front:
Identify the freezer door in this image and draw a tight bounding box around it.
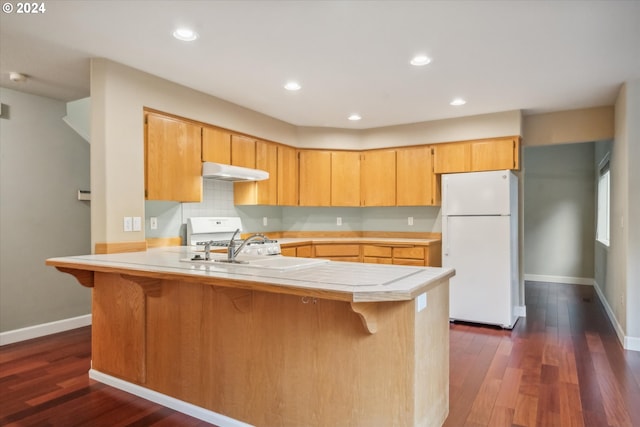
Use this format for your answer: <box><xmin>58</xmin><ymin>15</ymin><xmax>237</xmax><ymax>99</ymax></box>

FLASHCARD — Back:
<box><xmin>444</xmin><ymin>215</ymin><xmax>514</xmax><ymax>327</ymax></box>
<box><xmin>442</xmin><ymin>170</ymin><xmax>514</xmax><ymax>216</ymax></box>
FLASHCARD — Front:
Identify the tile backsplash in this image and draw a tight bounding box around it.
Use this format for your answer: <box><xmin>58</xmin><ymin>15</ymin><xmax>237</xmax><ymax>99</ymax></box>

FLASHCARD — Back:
<box><xmin>146</xmin><ymin>180</ymin><xmax>441</xmax><ymax>242</ymax></box>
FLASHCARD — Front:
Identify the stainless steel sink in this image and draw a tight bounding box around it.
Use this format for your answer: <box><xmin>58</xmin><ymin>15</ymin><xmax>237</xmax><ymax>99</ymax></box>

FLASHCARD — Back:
<box><xmin>180</xmin><ymin>255</ymin><xmax>329</xmax><ymax>270</ymax></box>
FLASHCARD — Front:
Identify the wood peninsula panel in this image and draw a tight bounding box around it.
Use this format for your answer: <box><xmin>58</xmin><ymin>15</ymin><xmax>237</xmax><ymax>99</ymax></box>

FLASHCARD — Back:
<box><xmin>91</xmin><ymin>272</ymin><xmax>146</xmax><ymax>384</ymax></box>
<box><xmin>141</xmin><ymin>278</ymin><xmax>450</xmax><ymax>427</ymax></box>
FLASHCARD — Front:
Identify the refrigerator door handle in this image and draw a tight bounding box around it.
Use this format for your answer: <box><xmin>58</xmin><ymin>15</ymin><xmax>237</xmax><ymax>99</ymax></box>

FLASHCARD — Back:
<box><xmin>444</xmin><ymin>218</ymin><xmax>450</xmax><ymax>257</ymax></box>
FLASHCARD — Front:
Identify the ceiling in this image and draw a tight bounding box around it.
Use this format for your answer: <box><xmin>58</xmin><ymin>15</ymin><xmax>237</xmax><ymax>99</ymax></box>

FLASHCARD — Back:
<box><xmin>1</xmin><ymin>0</ymin><xmax>639</xmax><ymax>129</ymax></box>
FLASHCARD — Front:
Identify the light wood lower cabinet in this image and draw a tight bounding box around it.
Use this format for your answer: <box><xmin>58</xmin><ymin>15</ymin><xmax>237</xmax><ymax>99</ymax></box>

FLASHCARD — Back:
<box><xmin>282</xmin><ymin>242</ymin><xmax>441</xmax><ymax>267</ymax></box>
<box><xmin>313</xmin><ymin>244</ymin><xmax>361</xmax><ymax>262</ymax></box>
<box><xmin>280</xmin><ymin>245</ymin><xmax>312</xmax><ymax>257</ymax></box>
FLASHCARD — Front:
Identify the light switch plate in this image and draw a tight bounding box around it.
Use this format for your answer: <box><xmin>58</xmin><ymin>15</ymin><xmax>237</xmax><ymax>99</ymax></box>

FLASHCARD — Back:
<box><xmin>123</xmin><ymin>217</ymin><xmax>133</xmax><ymax>232</ymax></box>
<box><xmin>416</xmin><ymin>293</ymin><xmax>427</xmax><ymax>312</ymax></box>
<box><xmin>150</xmin><ymin>217</ymin><xmax>158</xmax><ymax>230</ymax></box>
<box><xmin>133</xmin><ymin>216</ymin><xmax>142</xmax><ymax>232</ymax></box>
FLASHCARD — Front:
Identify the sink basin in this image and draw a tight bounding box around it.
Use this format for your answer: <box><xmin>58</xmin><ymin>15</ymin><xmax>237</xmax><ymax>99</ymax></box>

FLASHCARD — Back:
<box><xmin>180</xmin><ymin>255</ymin><xmax>329</xmax><ymax>270</ymax></box>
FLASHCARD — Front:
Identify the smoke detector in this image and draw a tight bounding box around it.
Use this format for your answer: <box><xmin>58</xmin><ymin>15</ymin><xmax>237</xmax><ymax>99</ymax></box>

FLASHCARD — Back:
<box><xmin>9</xmin><ymin>72</ymin><xmax>28</xmax><ymax>82</ymax></box>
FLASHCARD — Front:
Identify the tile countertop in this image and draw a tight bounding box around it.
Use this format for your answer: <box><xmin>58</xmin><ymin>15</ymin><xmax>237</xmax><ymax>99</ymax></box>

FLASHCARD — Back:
<box><xmin>47</xmin><ymin>247</ymin><xmax>453</xmax><ymax>303</ymax></box>
<box><xmin>276</xmin><ymin>237</ymin><xmax>441</xmax><ymax>246</ymax></box>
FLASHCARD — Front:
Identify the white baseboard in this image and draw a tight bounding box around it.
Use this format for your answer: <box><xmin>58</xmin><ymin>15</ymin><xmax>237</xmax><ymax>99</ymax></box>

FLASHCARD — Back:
<box><xmin>592</xmin><ymin>281</ymin><xmax>640</xmax><ymax>352</ymax></box>
<box><xmin>524</xmin><ymin>274</ymin><xmax>594</xmax><ymax>286</ymax></box>
<box><xmin>89</xmin><ymin>369</ymin><xmax>254</xmax><ymax>427</ymax></box>
<box><xmin>0</xmin><ymin>314</ymin><xmax>92</xmax><ymax>346</ymax></box>
<box><xmin>514</xmin><ymin>305</ymin><xmax>527</xmax><ymax>317</ymax></box>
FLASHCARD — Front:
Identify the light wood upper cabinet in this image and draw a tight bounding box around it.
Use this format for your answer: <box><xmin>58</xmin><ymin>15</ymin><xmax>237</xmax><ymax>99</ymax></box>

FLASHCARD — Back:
<box><xmin>396</xmin><ymin>146</ymin><xmax>439</xmax><ymax>206</ymax></box>
<box><xmin>231</xmin><ymin>134</ymin><xmax>256</xmax><ymax>168</ymax></box>
<box><xmin>331</xmin><ymin>151</ymin><xmax>361</xmax><ymax>206</ymax></box>
<box><xmin>361</xmin><ymin>150</ymin><xmax>396</xmax><ymax>206</ymax></box>
<box><xmin>202</xmin><ymin>126</ymin><xmax>231</xmax><ymax>164</ymax></box>
<box><xmin>145</xmin><ymin>112</ymin><xmax>202</xmax><ymax>202</ymax></box>
<box><xmin>433</xmin><ymin>142</ymin><xmax>471</xmax><ymax>174</ymax></box>
<box><xmin>434</xmin><ymin>137</ymin><xmax>520</xmax><ymax>174</ymax></box>
<box><xmin>299</xmin><ymin>150</ymin><xmax>331</xmax><ymax>206</ymax></box>
<box><xmin>277</xmin><ymin>144</ymin><xmax>298</xmax><ymax>206</ymax></box>
<box><xmin>470</xmin><ymin>137</ymin><xmax>520</xmax><ymax>171</ymax></box>
<box><xmin>234</xmin><ymin>141</ymin><xmax>278</xmax><ymax>205</ymax></box>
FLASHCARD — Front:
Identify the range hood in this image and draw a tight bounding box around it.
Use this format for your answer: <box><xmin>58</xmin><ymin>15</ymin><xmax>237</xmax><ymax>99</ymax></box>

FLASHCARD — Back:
<box><xmin>202</xmin><ymin>162</ymin><xmax>269</xmax><ymax>182</ymax></box>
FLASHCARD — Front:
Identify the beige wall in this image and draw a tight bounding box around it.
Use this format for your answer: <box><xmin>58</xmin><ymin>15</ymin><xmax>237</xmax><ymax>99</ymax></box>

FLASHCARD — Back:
<box><xmin>522</xmin><ymin>106</ymin><xmax>614</xmax><ymax>146</ymax></box>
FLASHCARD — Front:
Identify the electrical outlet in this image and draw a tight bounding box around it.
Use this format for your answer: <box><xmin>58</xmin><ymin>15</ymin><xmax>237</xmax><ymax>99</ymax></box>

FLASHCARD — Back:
<box><xmin>408</xmin><ymin>216</ymin><xmax>414</xmax><ymax>226</ymax></box>
<box><xmin>123</xmin><ymin>217</ymin><xmax>133</xmax><ymax>232</ymax></box>
<box><xmin>263</xmin><ymin>217</ymin><xmax>268</xmax><ymax>226</ymax></box>
<box><xmin>133</xmin><ymin>216</ymin><xmax>142</xmax><ymax>232</ymax></box>
<box><xmin>337</xmin><ymin>217</ymin><xmax>342</xmax><ymax>226</ymax></box>
<box><xmin>150</xmin><ymin>217</ymin><xmax>158</xmax><ymax>230</ymax></box>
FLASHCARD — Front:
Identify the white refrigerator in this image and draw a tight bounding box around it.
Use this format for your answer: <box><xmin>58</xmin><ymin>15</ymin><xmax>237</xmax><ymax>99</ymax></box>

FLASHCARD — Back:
<box><xmin>442</xmin><ymin>170</ymin><xmax>520</xmax><ymax>329</ymax></box>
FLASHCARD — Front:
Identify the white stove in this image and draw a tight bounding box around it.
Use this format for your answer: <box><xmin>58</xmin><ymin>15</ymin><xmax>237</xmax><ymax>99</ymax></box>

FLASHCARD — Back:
<box><xmin>186</xmin><ymin>217</ymin><xmax>281</xmax><ymax>257</ymax></box>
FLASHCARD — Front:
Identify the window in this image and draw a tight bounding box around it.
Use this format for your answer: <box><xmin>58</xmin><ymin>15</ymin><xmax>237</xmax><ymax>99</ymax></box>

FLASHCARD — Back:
<box><xmin>596</xmin><ymin>155</ymin><xmax>610</xmax><ymax>246</ymax></box>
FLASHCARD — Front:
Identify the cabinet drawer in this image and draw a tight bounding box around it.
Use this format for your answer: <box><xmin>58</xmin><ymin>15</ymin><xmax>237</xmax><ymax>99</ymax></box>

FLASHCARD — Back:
<box><xmin>362</xmin><ymin>245</ymin><xmax>392</xmax><ymax>258</ymax></box>
<box><xmin>280</xmin><ymin>247</ymin><xmax>296</xmax><ymax>257</ymax></box>
<box><xmin>296</xmin><ymin>245</ymin><xmax>312</xmax><ymax>258</ymax></box>
<box><xmin>314</xmin><ymin>244</ymin><xmax>360</xmax><ymax>257</ymax></box>
<box><xmin>392</xmin><ymin>247</ymin><xmax>424</xmax><ymax>259</ymax></box>
<box><xmin>393</xmin><ymin>258</ymin><xmax>425</xmax><ymax>267</ymax></box>
<box><xmin>363</xmin><ymin>257</ymin><xmax>393</xmax><ymax>265</ymax></box>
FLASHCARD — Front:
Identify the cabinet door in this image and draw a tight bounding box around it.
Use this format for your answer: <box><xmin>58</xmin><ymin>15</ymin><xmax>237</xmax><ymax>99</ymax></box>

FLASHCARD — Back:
<box><xmin>396</xmin><ymin>146</ymin><xmax>437</xmax><ymax>206</ymax></box>
<box><xmin>234</xmin><ymin>141</ymin><xmax>277</xmax><ymax>205</ymax></box>
<box><xmin>202</xmin><ymin>126</ymin><xmax>231</xmax><ymax>164</ymax></box>
<box><xmin>361</xmin><ymin>150</ymin><xmax>396</xmax><ymax>206</ymax></box>
<box><xmin>433</xmin><ymin>142</ymin><xmax>471</xmax><ymax>174</ymax></box>
<box><xmin>231</xmin><ymin>134</ymin><xmax>256</xmax><ymax>168</ymax></box>
<box><xmin>331</xmin><ymin>151</ymin><xmax>361</xmax><ymax>206</ymax></box>
<box><xmin>298</xmin><ymin>150</ymin><xmax>331</xmax><ymax>206</ymax></box>
<box><xmin>470</xmin><ymin>137</ymin><xmax>519</xmax><ymax>171</ymax></box>
<box><xmin>277</xmin><ymin>145</ymin><xmax>298</xmax><ymax>206</ymax></box>
<box><xmin>145</xmin><ymin>113</ymin><xmax>202</xmax><ymax>202</ymax></box>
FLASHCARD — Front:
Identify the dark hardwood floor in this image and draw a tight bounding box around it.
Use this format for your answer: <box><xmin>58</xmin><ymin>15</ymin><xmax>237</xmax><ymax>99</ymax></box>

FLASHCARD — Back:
<box><xmin>1</xmin><ymin>281</ymin><xmax>639</xmax><ymax>426</ymax></box>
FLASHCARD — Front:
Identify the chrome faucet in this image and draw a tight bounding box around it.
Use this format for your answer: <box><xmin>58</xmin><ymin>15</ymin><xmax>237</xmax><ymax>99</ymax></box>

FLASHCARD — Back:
<box><xmin>226</xmin><ymin>229</ymin><xmax>270</xmax><ymax>262</ymax></box>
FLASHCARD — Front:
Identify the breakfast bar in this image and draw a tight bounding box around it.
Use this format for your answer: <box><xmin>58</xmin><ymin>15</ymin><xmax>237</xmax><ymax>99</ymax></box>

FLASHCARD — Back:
<box><xmin>47</xmin><ymin>247</ymin><xmax>454</xmax><ymax>427</ymax></box>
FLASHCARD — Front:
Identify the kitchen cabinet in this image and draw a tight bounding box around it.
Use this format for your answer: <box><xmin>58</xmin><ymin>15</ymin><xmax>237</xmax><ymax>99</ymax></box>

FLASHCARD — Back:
<box><xmin>298</xmin><ymin>150</ymin><xmax>331</xmax><ymax>206</ymax></box>
<box><xmin>362</xmin><ymin>243</ymin><xmax>441</xmax><ymax>267</ymax></box>
<box><xmin>396</xmin><ymin>146</ymin><xmax>440</xmax><ymax>206</ymax></box>
<box><xmin>281</xmin><ymin>244</ymin><xmax>312</xmax><ymax>257</ymax></box>
<box><xmin>234</xmin><ymin>141</ymin><xmax>277</xmax><ymax>205</ymax></box>
<box><xmin>361</xmin><ymin>149</ymin><xmax>396</xmax><ymax>206</ymax></box>
<box><xmin>277</xmin><ymin>144</ymin><xmax>298</xmax><ymax>206</ymax></box>
<box><xmin>433</xmin><ymin>142</ymin><xmax>471</xmax><ymax>174</ymax></box>
<box><xmin>470</xmin><ymin>136</ymin><xmax>520</xmax><ymax>171</ymax></box>
<box><xmin>202</xmin><ymin>126</ymin><xmax>231</xmax><ymax>164</ymax></box>
<box><xmin>313</xmin><ymin>244</ymin><xmax>361</xmax><ymax>262</ymax></box>
<box><xmin>231</xmin><ymin>134</ymin><xmax>256</xmax><ymax>168</ymax></box>
<box><xmin>331</xmin><ymin>151</ymin><xmax>361</xmax><ymax>206</ymax></box>
<box><xmin>433</xmin><ymin>136</ymin><xmax>520</xmax><ymax>174</ymax></box>
<box><xmin>145</xmin><ymin>112</ymin><xmax>202</xmax><ymax>202</ymax></box>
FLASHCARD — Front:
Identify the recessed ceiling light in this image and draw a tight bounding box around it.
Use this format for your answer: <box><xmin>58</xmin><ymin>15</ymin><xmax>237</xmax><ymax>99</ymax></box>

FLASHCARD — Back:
<box><xmin>450</xmin><ymin>98</ymin><xmax>467</xmax><ymax>106</ymax></box>
<box><xmin>284</xmin><ymin>81</ymin><xmax>301</xmax><ymax>91</ymax></box>
<box><xmin>410</xmin><ymin>55</ymin><xmax>432</xmax><ymax>66</ymax></box>
<box><xmin>348</xmin><ymin>114</ymin><xmax>362</xmax><ymax>121</ymax></box>
<box><xmin>173</xmin><ymin>27</ymin><xmax>198</xmax><ymax>41</ymax></box>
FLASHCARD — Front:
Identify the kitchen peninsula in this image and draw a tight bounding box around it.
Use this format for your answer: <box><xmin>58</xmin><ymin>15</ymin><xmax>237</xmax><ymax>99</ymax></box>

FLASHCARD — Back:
<box><xmin>47</xmin><ymin>247</ymin><xmax>454</xmax><ymax>427</ymax></box>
